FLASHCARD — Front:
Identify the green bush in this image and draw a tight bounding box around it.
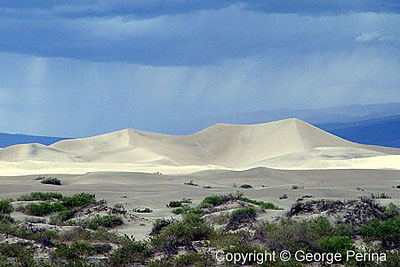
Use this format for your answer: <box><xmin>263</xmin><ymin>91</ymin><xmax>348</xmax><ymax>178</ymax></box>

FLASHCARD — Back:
<box><xmin>50</xmin><ymin>210</ymin><xmax>74</xmax><ymax>225</ymax></box>
<box><xmin>52</xmin><ymin>241</ymin><xmax>94</xmax><ymax>261</ymax></box>
<box><xmin>0</xmin><ymin>243</ymin><xmax>35</xmax><ymax>266</ymax></box>
<box><xmin>17</xmin><ymin>192</ymin><xmax>64</xmax><ymax>201</ymax></box>
<box><xmin>318</xmin><ymin>235</ymin><xmax>354</xmax><ymax>256</ymax></box>
<box><xmin>61</xmin><ymin>193</ymin><xmax>96</xmax><ymax>208</ymax></box>
<box><xmin>83</xmin><ymin>215</ymin><xmax>123</xmax><ymax>230</ymax></box>
<box><xmin>226</xmin><ymin>207</ymin><xmax>257</xmax><ymax>230</ymax></box>
<box><xmin>256</xmin><ymin>217</ymin><xmax>336</xmax><ymax>252</ymax></box>
<box><xmin>241</xmin><ymin>197</ymin><xmax>282</xmax><ymax>210</ymax></box>
<box><xmin>0</xmin><ymin>199</ymin><xmax>13</xmax><ymax>214</ymax></box>
<box><xmin>41</xmin><ymin>177</ymin><xmax>62</xmax><ymax>186</ymax></box>
<box><xmin>359</xmin><ymin>216</ymin><xmax>400</xmax><ymax>249</ymax></box>
<box><xmin>200</xmin><ymin>193</ymin><xmax>241</xmax><ymax>208</ymax></box>
<box><xmin>151</xmin><ymin>213</ymin><xmax>212</xmax><ymax>255</ymax></box>
<box><xmin>26</xmin><ymin>202</ymin><xmax>65</xmax><ymax>216</ymax></box>
<box><xmin>107</xmin><ymin>240</ymin><xmax>150</xmax><ymax>266</ymax></box>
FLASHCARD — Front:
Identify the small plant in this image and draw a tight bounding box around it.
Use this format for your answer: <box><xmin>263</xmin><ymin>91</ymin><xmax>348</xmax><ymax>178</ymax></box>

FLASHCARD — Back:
<box><xmin>226</xmin><ymin>207</ymin><xmax>257</xmax><ymax>230</ymax></box>
<box><xmin>17</xmin><ymin>192</ymin><xmax>64</xmax><ymax>201</ymax></box>
<box><xmin>292</xmin><ymin>185</ymin><xmax>304</xmax><ymax>190</ymax></box>
<box><xmin>61</xmin><ymin>193</ymin><xmax>96</xmax><ymax>208</ymax></box>
<box><xmin>280</xmin><ymin>194</ymin><xmax>288</xmax><ymax>199</ymax></box>
<box><xmin>371</xmin><ymin>192</ymin><xmax>391</xmax><ymax>199</ymax></box>
<box><xmin>50</xmin><ymin>210</ymin><xmax>74</xmax><ymax>225</ymax></box>
<box><xmin>240</xmin><ymin>197</ymin><xmax>282</xmax><ymax>210</ymax></box>
<box><xmin>166</xmin><ymin>198</ymin><xmax>192</xmax><ymax>208</ymax></box>
<box><xmin>133</xmin><ymin>208</ymin><xmax>153</xmax><ymax>213</ymax></box>
<box><xmin>52</xmin><ymin>241</ymin><xmax>94</xmax><ymax>261</ymax></box>
<box><xmin>184</xmin><ymin>180</ymin><xmax>198</xmax><ymax>187</ymax></box>
<box><xmin>25</xmin><ymin>202</ymin><xmax>65</xmax><ymax>216</ymax></box>
<box><xmin>41</xmin><ymin>177</ymin><xmax>62</xmax><ymax>186</ymax></box>
<box><xmin>108</xmin><ymin>240</ymin><xmax>151</xmax><ymax>265</ymax></box>
<box><xmin>83</xmin><ymin>215</ymin><xmax>124</xmax><ymax>230</ymax></box>
<box><xmin>200</xmin><ymin>192</ymin><xmax>242</xmax><ymax>208</ymax></box>
<box><xmin>0</xmin><ymin>199</ymin><xmax>13</xmax><ymax>215</ymax></box>
<box><xmin>240</xmin><ymin>184</ymin><xmax>253</xmax><ymax>189</ymax></box>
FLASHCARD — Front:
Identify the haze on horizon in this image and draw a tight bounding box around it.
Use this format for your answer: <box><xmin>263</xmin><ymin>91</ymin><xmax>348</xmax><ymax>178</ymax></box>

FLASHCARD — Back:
<box><xmin>0</xmin><ymin>0</ymin><xmax>400</xmax><ymax>137</ymax></box>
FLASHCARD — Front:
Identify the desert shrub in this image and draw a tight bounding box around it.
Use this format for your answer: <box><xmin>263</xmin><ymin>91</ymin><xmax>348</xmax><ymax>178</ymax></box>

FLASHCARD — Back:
<box><xmin>0</xmin><ymin>199</ymin><xmax>13</xmax><ymax>215</ymax></box>
<box><xmin>83</xmin><ymin>215</ymin><xmax>123</xmax><ymax>230</ymax></box>
<box><xmin>167</xmin><ymin>201</ymin><xmax>183</xmax><ymax>208</ymax></box>
<box><xmin>0</xmin><ymin>243</ymin><xmax>35</xmax><ymax>266</ymax></box>
<box><xmin>41</xmin><ymin>177</ymin><xmax>62</xmax><ymax>186</ymax></box>
<box><xmin>240</xmin><ymin>197</ymin><xmax>282</xmax><ymax>210</ymax></box>
<box><xmin>0</xmin><ymin>214</ymin><xmax>14</xmax><ymax>224</ymax></box>
<box><xmin>61</xmin><ymin>193</ymin><xmax>96</xmax><ymax>208</ymax></box>
<box><xmin>50</xmin><ymin>210</ymin><xmax>74</xmax><ymax>225</ymax></box>
<box><xmin>150</xmin><ymin>219</ymin><xmax>172</xmax><ymax>236</ymax></box>
<box><xmin>184</xmin><ymin>180</ymin><xmax>198</xmax><ymax>186</ymax></box>
<box><xmin>226</xmin><ymin>207</ymin><xmax>257</xmax><ymax>230</ymax></box>
<box><xmin>359</xmin><ymin>216</ymin><xmax>400</xmax><ymax>249</ymax></box>
<box><xmin>200</xmin><ymin>193</ymin><xmax>242</xmax><ymax>208</ymax></box>
<box><xmin>371</xmin><ymin>192</ymin><xmax>391</xmax><ymax>199</ymax></box>
<box><xmin>17</xmin><ymin>192</ymin><xmax>64</xmax><ymax>201</ymax></box>
<box><xmin>25</xmin><ymin>202</ymin><xmax>65</xmax><ymax>216</ymax></box>
<box><xmin>318</xmin><ymin>235</ymin><xmax>354</xmax><ymax>256</ymax></box>
<box><xmin>172</xmin><ymin>205</ymin><xmax>203</xmax><ymax>216</ymax></box>
<box><xmin>57</xmin><ymin>227</ymin><xmax>122</xmax><ymax>244</ymax></box>
<box><xmin>167</xmin><ymin>198</ymin><xmax>192</xmax><ymax>208</ymax></box>
<box><xmin>133</xmin><ymin>207</ymin><xmax>153</xmax><ymax>213</ymax></box>
<box><xmin>210</xmin><ymin>229</ymin><xmax>250</xmax><ymax>248</ymax></box>
<box><xmin>107</xmin><ymin>240</ymin><xmax>151</xmax><ymax>266</ymax></box>
<box><xmin>52</xmin><ymin>241</ymin><xmax>94</xmax><ymax>261</ymax></box>
<box><xmin>280</xmin><ymin>194</ymin><xmax>288</xmax><ymax>199</ymax></box>
<box><xmin>149</xmin><ymin>253</ymin><xmax>215</xmax><ymax>267</ymax></box>
<box><xmin>151</xmin><ymin>213</ymin><xmax>212</xmax><ymax>254</ymax></box>
<box><xmin>384</xmin><ymin>203</ymin><xmax>399</xmax><ymax>219</ymax></box>
<box><xmin>255</xmin><ymin>217</ymin><xmax>336</xmax><ymax>253</ymax></box>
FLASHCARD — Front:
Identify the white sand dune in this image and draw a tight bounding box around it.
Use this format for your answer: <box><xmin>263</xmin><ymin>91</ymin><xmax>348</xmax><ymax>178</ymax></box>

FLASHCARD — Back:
<box><xmin>0</xmin><ymin>118</ymin><xmax>399</xmax><ymax>175</ymax></box>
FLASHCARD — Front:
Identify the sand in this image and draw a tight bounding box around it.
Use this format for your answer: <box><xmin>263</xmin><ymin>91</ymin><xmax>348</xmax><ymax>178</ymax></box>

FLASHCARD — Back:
<box><xmin>1</xmin><ymin>168</ymin><xmax>400</xmax><ymax>239</ymax></box>
<box><xmin>0</xmin><ymin>118</ymin><xmax>399</xmax><ymax>176</ymax></box>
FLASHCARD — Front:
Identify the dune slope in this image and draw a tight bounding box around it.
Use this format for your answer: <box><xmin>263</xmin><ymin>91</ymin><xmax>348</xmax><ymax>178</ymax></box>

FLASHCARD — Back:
<box><xmin>0</xmin><ymin>118</ymin><xmax>399</xmax><ymax>175</ymax></box>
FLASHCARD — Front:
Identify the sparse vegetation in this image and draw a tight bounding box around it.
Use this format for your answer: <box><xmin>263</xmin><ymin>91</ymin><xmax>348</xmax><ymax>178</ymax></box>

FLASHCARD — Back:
<box><xmin>0</xmin><ymin>199</ymin><xmax>13</xmax><ymax>214</ymax></box>
<box><xmin>239</xmin><ymin>183</ymin><xmax>253</xmax><ymax>189</ymax></box>
<box><xmin>40</xmin><ymin>177</ymin><xmax>62</xmax><ymax>186</ymax></box>
<box><xmin>83</xmin><ymin>214</ymin><xmax>124</xmax><ymax>230</ymax></box>
<box><xmin>17</xmin><ymin>192</ymin><xmax>64</xmax><ymax>201</ymax></box>
<box><xmin>184</xmin><ymin>180</ymin><xmax>198</xmax><ymax>187</ymax></box>
<box><xmin>241</xmin><ymin>197</ymin><xmax>282</xmax><ymax>210</ymax></box>
<box><xmin>371</xmin><ymin>192</ymin><xmax>391</xmax><ymax>199</ymax></box>
<box><xmin>133</xmin><ymin>207</ymin><xmax>153</xmax><ymax>213</ymax></box>
<box><xmin>1</xmin><ymin>191</ymin><xmax>400</xmax><ymax>266</ymax></box>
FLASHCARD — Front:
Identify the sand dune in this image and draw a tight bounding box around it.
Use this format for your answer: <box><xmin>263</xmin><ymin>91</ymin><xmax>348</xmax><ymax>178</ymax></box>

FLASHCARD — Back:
<box><xmin>0</xmin><ymin>118</ymin><xmax>399</xmax><ymax>175</ymax></box>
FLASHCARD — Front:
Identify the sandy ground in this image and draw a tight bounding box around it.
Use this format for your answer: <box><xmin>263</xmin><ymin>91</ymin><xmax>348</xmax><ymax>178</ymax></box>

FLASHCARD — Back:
<box><xmin>1</xmin><ymin>168</ymin><xmax>400</xmax><ymax>240</ymax></box>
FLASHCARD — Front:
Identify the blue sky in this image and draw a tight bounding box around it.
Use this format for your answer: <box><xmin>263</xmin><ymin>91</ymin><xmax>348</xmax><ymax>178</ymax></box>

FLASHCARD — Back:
<box><xmin>0</xmin><ymin>0</ymin><xmax>399</xmax><ymax>137</ymax></box>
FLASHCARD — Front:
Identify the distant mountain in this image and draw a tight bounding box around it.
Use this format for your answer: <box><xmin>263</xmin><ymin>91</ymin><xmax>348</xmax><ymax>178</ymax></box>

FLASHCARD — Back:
<box><xmin>318</xmin><ymin>116</ymin><xmax>400</xmax><ymax>148</ymax></box>
<box><xmin>149</xmin><ymin>102</ymin><xmax>400</xmax><ymax>134</ymax></box>
<box><xmin>0</xmin><ymin>133</ymin><xmax>68</xmax><ymax>148</ymax></box>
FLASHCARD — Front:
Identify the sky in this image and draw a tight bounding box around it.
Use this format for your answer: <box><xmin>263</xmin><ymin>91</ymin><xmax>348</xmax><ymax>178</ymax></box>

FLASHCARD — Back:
<box><xmin>0</xmin><ymin>0</ymin><xmax>400</xmax><ymax>137</ymax></box>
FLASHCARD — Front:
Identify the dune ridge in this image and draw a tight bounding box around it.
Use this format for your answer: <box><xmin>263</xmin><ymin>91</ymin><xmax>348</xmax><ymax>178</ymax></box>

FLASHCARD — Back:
<box><xmin>0</xmin><ymin>118</ymin><xmax>399</xmax><ymax>175</ymax></box>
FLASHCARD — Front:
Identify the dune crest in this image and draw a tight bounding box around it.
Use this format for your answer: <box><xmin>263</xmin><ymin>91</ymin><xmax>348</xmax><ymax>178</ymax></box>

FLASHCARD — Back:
<box><xmin>0</xmin><ymin>118</ymin><xmax>399</xmax><ymax>175</ymax></box>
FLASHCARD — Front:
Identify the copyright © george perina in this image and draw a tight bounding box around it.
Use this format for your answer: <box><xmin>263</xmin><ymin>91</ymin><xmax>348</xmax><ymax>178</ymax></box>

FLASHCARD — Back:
<box><xmin>215</xmin><ymin>250</ymin><xmax>387</xmax><ymax>265</ymax></box>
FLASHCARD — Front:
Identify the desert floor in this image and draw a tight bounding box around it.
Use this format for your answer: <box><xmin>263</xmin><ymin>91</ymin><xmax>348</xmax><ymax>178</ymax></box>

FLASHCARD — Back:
<box><xmin>1</xmin><ymin>167</ymin><xmax>400</xmax><ymax>240</ymax></box>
